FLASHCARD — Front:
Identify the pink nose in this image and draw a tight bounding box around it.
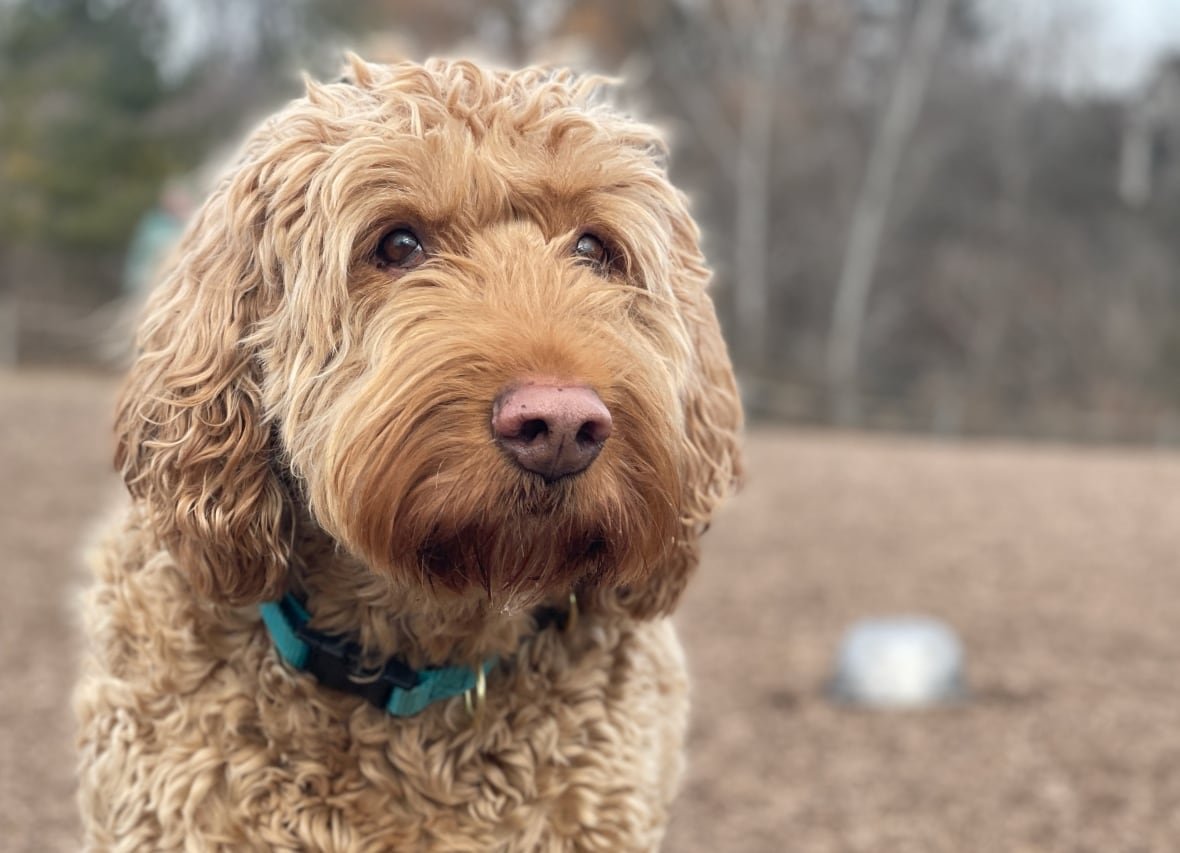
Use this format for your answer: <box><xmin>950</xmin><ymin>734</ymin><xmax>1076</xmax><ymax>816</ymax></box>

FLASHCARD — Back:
<box><xmin>492</xmin><ymin>382</ymin><xmax>613</xmax><ymax>481</ymax></box>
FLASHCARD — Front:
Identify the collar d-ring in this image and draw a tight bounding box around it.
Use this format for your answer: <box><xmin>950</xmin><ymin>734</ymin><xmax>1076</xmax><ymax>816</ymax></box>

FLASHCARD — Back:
<box><xmin>564</xmin><ymin>592</ymin><xmax>579</xmax><ymax>633</ymax></box>
<box><xmin>464</xmin><ymin>664</ymin><xmax>487</xmax><ymax>723</ymax></box>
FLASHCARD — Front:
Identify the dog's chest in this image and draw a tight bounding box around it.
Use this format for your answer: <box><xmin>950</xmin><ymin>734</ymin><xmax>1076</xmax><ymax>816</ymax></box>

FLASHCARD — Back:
<box><xmin>78</xmin><ymin>609</ymin><xmax>689</xmax><ymax>852</ymax></box>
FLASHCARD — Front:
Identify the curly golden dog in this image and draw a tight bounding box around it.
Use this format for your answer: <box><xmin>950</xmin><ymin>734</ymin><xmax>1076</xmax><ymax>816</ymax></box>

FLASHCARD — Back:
<box><xmin>75</xmin><ymin>56</ymin><xmax>741</xmax><ymax>852</ymax></box>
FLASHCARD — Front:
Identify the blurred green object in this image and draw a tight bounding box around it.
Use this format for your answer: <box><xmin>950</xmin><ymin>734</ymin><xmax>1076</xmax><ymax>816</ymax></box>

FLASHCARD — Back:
<box><xmin>121</xmin><ymin>177</ymin><xmax>193</xmax><ymax>294</ymax></box>
<box><xmin>122</xmin><ymin>206</ymin><xmax>183</xmax><ymax>295</ymax></box>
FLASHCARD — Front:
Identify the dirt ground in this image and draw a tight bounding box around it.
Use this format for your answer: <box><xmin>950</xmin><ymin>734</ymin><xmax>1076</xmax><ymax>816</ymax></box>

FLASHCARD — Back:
<box><xmin>4</xmin><ymin>369</ymin><xmax>1180</xmax><ymax>852</ymax></box>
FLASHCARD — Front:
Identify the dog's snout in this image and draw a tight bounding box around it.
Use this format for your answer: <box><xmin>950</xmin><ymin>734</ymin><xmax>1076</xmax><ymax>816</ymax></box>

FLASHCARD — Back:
<box><xmin>492</xmin><ymin>383</ymin><xmax>613</xmax><ymax>481</ymax></box>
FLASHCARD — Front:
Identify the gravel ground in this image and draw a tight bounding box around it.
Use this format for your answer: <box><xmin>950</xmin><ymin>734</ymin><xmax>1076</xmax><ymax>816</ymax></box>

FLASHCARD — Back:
<box><xmin>4</xmin><ymin>369</ymin><xmax>1180</xmax><ymax>852</ymax></box>
<box><xmin>0</xmin><ymin>370</ymin><xmax>119</xmax><ymax>853</ymax></box>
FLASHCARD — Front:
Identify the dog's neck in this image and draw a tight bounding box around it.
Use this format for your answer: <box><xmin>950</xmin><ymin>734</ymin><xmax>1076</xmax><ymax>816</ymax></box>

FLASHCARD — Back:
<box><xmin>283</xmin><ymin>519</ymin><xmax>569</xmax><ymax>670</ymax></box>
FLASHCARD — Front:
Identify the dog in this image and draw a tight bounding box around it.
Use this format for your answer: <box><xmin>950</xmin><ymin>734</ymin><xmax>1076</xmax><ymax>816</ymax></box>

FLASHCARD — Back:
<box><xmin>75</xmin><ymin>56</ymin><xmax>741</xmax><ymax>852</ymax></box>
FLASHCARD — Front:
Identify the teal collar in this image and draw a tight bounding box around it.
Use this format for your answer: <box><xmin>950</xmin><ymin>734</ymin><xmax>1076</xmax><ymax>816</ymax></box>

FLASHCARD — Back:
<box><xmin>259</xmin><ymin>594</ymin><xmax>496</xmax><ymax>717</ymax></box>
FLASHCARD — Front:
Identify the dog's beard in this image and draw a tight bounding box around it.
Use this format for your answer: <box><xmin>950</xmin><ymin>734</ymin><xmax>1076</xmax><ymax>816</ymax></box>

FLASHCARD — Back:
<box><xmin>408</xmin><ymin>476</ymin><xmax>655</xmax><ymax>604</ymax></box>
<box><xmin>308</xmin><ymin>394</ymin><xmax>681</xmax><ymax>610</ymax></box>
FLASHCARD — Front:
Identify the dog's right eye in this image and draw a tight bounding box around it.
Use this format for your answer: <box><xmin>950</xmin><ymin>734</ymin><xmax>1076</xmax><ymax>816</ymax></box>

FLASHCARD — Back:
<box><xmin>573</xmin><ymin>234</ymin><xmax>609</xmax><ymax>268</ymax></box>
<box><xmin>376</xmin><ymin>228</ymin><xmax>425</xmax><ymax>269</ymax></box>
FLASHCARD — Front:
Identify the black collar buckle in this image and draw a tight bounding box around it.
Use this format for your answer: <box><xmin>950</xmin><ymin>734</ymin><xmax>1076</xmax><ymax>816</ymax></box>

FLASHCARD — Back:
<box><xmin>288</xmin><ymin>611</ymin><xmax>420</xmax><ymax>710</ymax></box>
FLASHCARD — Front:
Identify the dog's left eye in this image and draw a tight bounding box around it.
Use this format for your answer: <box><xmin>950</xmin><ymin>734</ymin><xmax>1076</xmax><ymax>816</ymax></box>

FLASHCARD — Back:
<box><xmin>573</xmin><ymin>234</ymin><xmax>611</xmax><ymax>269</ymax></box>
<box><xmin>377</xmin><ymin>228</ymin><xmax>425</xmax><ymax>268</ymax></box>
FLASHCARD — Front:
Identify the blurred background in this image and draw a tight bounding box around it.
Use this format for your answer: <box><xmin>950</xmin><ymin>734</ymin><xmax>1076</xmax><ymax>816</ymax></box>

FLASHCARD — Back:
<box><xmin>5</xmin><ymin>0</ymin><xmax>1180</xmax><ymax>851</ymax></box>
<box><xmin>4</xmin><ymin>0</ymin><xmax>1180</xmax><ymax>441</ymax></box>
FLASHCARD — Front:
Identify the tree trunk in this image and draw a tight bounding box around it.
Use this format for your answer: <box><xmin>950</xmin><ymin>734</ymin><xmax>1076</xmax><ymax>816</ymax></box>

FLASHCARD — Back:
<box><xmin>732</xmin><ymin>0</ymin><xmax>790</xmax><ymax>372</ymax></box>
<box><xmin>825</xmin><ymin>0</ymin><xmax>951</xmax><ymax>425</ymax></box>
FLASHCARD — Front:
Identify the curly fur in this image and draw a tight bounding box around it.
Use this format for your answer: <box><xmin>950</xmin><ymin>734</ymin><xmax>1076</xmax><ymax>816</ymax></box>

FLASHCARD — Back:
<box><xmin>76</xmin><ymin>56</ymin><xmax>741</xmax><ymax>851</ymax></box>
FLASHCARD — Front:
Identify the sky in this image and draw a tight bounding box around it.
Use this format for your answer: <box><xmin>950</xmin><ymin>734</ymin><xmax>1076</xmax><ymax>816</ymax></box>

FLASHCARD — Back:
<box><xmin>984</xmin><ymin>0</ymin><xmax>1180</xmax><ymax>94</ymax></box>
<box><xmin>1074</xmin><ymin>0</ymin><xmax>1180</xmax><ymax>91</ymax></box>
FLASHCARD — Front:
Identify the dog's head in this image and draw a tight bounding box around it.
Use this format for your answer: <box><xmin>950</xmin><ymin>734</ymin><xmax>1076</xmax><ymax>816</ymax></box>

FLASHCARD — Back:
<box><xmin>116</xmin><ymin>57</ymin><xmax>741</xmax><ymax>616</ymax></box>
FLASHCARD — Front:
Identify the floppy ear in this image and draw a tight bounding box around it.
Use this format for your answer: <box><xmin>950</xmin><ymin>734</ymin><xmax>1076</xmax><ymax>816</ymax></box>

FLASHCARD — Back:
<box><xmin>616</xmin><ymin>200</ymin><xmax>743</xmax><ymax>619</ymax></box>
<box><xmin>115</xmin><ymin>163</ymin><xmax>291</xmax><ymax>605</ymax></box>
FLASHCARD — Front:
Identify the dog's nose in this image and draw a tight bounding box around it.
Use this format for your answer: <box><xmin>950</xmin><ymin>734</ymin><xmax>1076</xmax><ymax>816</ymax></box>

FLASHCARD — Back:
<box><xmin>492</xmin><ymin>383</ymin><xmax>613</xmax><ymax>481</ymax></box>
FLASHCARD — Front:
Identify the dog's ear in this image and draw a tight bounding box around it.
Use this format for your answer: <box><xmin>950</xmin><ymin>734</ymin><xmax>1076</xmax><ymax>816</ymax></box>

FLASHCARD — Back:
<box><xmin>115</xmin><ymin>165</ymin><xmax>290</xmax><ymax>606</ymax></box>
<box><xmin>671</xmin><ymin>216</ymin><xmax>744</xmax><ymax>533</ymax></box>
<box><xmin>617</xmin><ymin>202</ymin><xmax>743</xmax><ymax>619</ymax></box>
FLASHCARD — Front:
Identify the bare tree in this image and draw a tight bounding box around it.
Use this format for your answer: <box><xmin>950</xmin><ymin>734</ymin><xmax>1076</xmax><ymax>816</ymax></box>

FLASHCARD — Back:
<box><xmin>1119</xmin><ymin>60</ymin><xmax>1180</xmax><ymax>207</ymax></box>
<box><xmin>731</xmin><ymin>0</ymin><xmax>791</xmax><ymax>369</ymax></box>
<box><xmin>825</xmin><ymin>0</ymin><xmax>951</xmax><ymax>425</ymax></box>
<box><xmin>624</xmin><ymin>0</ymin><xmax>796</xmax><ymax>371</ymax></box>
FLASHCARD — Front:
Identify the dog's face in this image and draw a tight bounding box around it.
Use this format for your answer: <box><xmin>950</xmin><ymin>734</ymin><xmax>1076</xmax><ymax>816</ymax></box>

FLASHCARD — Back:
<box><xmin>117</xmin><ymin>58</ymin><xmax>741</xmax><ymax>614</ymax></box>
